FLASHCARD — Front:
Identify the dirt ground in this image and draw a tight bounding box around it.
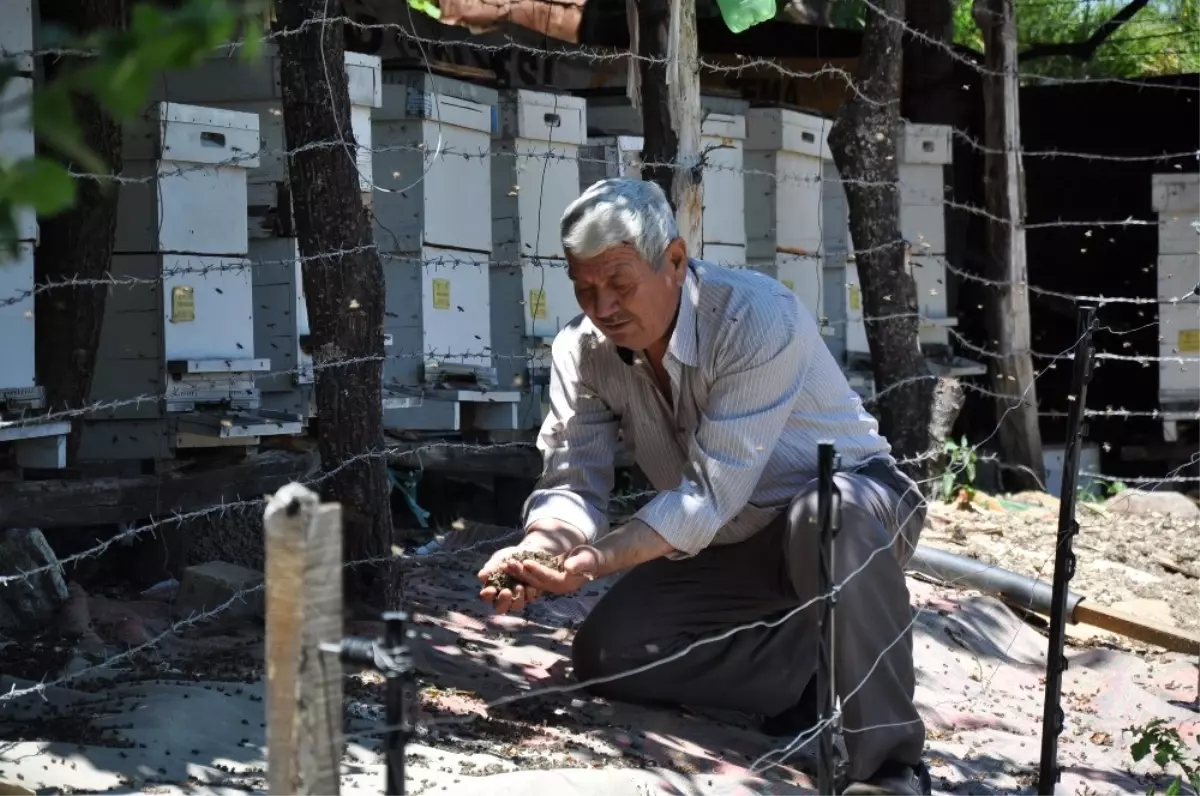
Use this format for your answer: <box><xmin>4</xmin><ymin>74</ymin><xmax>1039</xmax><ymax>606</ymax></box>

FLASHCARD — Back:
<box><xmin>1</xmin><ymin>488</ymin><xmax>1197</xmax><ymax>795</ymax></box>
<box><xmin>921</xmin><ymin>489</ymin><xmax>1200</xmax><ymax>635</ymax></box>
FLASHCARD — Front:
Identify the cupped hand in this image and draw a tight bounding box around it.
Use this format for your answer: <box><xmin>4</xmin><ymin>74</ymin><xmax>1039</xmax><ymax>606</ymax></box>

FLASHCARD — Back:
<box><xmin>509</xmin><ymin>544</ymin><xmax>603</xmax><ymax>597</ymax></box>
<box><xmin>476</xmin><ymin>544</ymin><xmax>545</xmax><ymax>615</ymax></box>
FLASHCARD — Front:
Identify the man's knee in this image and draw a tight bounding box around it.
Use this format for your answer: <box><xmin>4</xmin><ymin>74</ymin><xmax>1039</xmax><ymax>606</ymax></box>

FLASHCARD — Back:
<box><xmin>571</xmin><ymin>609</ymin><xmax>630</xmax><ymax>685</ymax></box>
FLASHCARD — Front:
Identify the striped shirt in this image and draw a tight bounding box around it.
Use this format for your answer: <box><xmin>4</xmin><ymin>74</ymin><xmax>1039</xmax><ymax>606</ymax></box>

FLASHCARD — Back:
<box><xmin>523</xmin><ymin>259</ymin><xmax>904</xmax><ymax>558</ymax></box>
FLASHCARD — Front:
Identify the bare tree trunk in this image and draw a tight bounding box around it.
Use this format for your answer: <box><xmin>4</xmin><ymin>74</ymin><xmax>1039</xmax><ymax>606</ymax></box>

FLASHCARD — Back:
<box><xmin>828</xmin><ymin>0</ymin><xmax>935</xmax><ymax>483</ymax></box>
<box><xmin>34</xmin><ymin>0</ymin><xmax>128</xmax><ymax>461</ymax></box>
<box><xmin>636</xmin><ymin>0</ymin><xmax>702</xmax><ymax>252</ymax></box>
<box><xmin>274</xmin><ymin>0</ymin><xmax>394</xmax><ymax>602</ymax></box>
<box><xmin>978</xmin><ymin>0</ymin><xmax>1044</xmax><ymax>491</ymax></box>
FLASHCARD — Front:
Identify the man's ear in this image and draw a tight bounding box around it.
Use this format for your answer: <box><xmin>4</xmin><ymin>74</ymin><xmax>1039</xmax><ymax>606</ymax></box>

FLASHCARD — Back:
<box><xmin>666</xmin><ymin>237</ymin><xmax>688</xmax><ymax>276</ymax></box>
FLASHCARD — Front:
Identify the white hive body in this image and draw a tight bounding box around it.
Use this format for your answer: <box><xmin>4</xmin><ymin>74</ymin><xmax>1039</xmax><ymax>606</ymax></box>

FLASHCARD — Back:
<box><xmin>372</xmin><ymin>71</ymin><xmax>518</xmax><ymax>432</ymax></box>
<box><xmin>146</xmin><ymin>48</ymin><xmax>384</xmax><ymax>423</ymax></box>
<box><xmin>898</xmin><ymin>124</ymin><xmax>954</xmax><ymax>349</ymax></box>
<box><xmin>1151</xmin><ymin>172</ymin><xmax>1200</xmax><ymax>442</ymax></box>
<box><xmin>79</xmin><ymin>102</ymin><xmax>303</xmax><ymax>462</ymax></box>
<box><xmin>0</xmin><ymin>46</ymin><xmax>71</xmax><ymax>468</ymax></box>
<box><xmin>492</xmin><ymin>89</ymin><xmax>588</xmax><ymax>429</ymax></box>
<box><xmin>743</xmin><ymin>107</ymin><xmax>831</xmax><ymax>325</ymax></box>
<box><xmin>0</xmin><ymin>0</ymin><xmax>34</xmax><ymax>74</ymax></box>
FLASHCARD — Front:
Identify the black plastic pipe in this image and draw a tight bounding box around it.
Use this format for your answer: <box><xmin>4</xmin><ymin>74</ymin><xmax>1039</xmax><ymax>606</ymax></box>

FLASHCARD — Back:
<box><xmin>907</xmin><ymin>545</ymin><xmax>1086</xmax><ymax>620</ymax></box>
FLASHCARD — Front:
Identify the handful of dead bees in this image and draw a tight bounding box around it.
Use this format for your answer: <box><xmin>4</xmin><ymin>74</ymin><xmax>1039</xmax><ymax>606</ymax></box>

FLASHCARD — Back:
<box><xmin>484</xmin><ymin>549</ymin><xmax>563</xmax><ymax>592</ymax></box>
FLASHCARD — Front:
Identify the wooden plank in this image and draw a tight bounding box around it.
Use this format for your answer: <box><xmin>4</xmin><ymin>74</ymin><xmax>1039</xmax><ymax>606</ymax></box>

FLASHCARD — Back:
<box><xmin>0</xmin><ymin>450</ymin><xmax>313</xmax><ymax>530</ymax></box>
<box><xmin>387</xmin><ymin>440</ymin><xmax>543</xmax><ymax>477</ymax></box>
<box><xmin>1074</xmin><ymin>602</ymin><xmax>1200</xmax><ymax>655</ymax></box>
<box><xmin>264</xmin><ymin>483</ymin><xmax>344</xmax><ymax>795</ymax></box>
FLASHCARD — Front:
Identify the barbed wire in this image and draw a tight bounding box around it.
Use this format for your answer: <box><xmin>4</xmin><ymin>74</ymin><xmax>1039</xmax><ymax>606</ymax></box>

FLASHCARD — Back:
<box><xmin>0</xmin><ymin>5</ymin><xmax>1197</xmax><ymax>793</ymax></box>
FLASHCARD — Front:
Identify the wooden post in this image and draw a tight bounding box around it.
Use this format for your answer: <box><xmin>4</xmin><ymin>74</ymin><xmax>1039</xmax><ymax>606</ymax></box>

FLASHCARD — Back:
<box><xmin>636</xmin><ymin>0</ymin><xmax>703</xmax><ymax>253</ymax></box>
<box><xmin>978</xmin><ymin>0</ymin><xmax>1045</xmax><ymax>491</ymax></box>
<box><xmin>264</xmin><ymin>483</ymin><xmax>344</xmax><ymax>795</ymax></box>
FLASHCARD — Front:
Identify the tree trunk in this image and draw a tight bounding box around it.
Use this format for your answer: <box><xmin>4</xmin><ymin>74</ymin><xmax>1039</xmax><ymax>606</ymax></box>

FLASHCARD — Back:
<box><xmin>636</xmin><ymin>0</ymin><xmax>702</xmax><ymax>252</ymax></box>
<box><xmin>34</xmin><ymin>0</ymin><xmax>128</xmax><ymax>461</ymax></box>
<box><xmin>978</xmin><ymin>0</ymin><xmax>1045</xmax><ymax>492</ymax></box>
<box><xmin>274</xmin><ymin>0</ymin><xmax>394</xmax><ymax>602</ymax></box>
<box><xmin>828</xmin><ymin>0</ymin><xmax>935</xmax><ymax>485</ymax></box>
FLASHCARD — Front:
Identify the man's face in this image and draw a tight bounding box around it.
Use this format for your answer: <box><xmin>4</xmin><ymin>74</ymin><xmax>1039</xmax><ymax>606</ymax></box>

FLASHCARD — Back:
<box><xmin>567</xmin><ymin>239</ymin><xmax>688</xmax><ymax>351</ymax></box>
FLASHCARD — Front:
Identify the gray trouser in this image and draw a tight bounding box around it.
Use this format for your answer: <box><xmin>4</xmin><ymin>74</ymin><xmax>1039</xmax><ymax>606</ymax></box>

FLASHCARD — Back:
<box><xmin>571</xmin><ymin>463</ymin><xmax>926</xmax><ymax>782</ymax></box>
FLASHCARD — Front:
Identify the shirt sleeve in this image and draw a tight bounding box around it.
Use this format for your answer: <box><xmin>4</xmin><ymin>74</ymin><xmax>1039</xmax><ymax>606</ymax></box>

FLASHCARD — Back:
<box><xmin>522</xmin><ymin>331</ymin><xmax>619</xmax><ymax>541</ymax></box>
<box><xmin>633</xmin><ymin>289</ymin><xmax>808</xmax><ymax>558</ymax></box>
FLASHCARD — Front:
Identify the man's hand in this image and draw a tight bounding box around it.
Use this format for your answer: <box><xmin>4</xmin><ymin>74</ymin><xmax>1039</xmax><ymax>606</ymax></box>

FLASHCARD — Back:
<box><xmin>508</xmin><ymin>545</ymin><xmax>602</xmax><ymax>597</ymax></box>
<box><xmin>477</xmin><ymin>544</ymin><xmax>542</xmax><ymax>615</ymax></box>
<box><xmin>476</xmin><ymin>520</ymin><xmax>587</xmax><ymax>615</ymax></box>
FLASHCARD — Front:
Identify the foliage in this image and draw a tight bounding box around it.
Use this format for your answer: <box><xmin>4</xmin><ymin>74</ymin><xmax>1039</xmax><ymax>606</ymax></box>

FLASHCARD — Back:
<box><xmin>939</xmin><ymin>434</ymin><xmax>978</xmax><ymax>503</ymax></box>
<box><xmin>0</xmin><ymin>0</ymin><xmax>266</xmax><ymax>254</ymax></box>
<box><xmin>827</xmin><ymin>0</ymin><xmax>1199</xmax><ymax>79</ymax></box>
<box><xmin>1125</xmin><ymin>718</ymin><xmax>1200</xmax><ymax>795</ymax></box>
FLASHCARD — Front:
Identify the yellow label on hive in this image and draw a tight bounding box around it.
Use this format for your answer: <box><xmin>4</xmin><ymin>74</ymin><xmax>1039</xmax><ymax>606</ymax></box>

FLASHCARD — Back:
<box><xmin>781</xmin><ymin>279</ymin><xmax>795</xmax><ymax>292</ymax></box>
<box><xmin>529</xmin><ymin>289</ymin><xmax>548</xmax><ymax>320</ymax></box>
<box><xmin>432</xmin><ymin>278</ymin><xmax>451</xmax><ymax>310</ymax></box>
<box><xmin>1180</xmin><ymin>329</ymin><xmax>1200</xmax><ymax>353</ymax></box>
<box><xmin>170</xmin><ymin>285</ymin><xmax>195</xmax><ymax>323</ymax></box>
<box><xmin>848</xmin><ymin>284</ymin><xmax>862</xmax><ymax>311</ymax></box>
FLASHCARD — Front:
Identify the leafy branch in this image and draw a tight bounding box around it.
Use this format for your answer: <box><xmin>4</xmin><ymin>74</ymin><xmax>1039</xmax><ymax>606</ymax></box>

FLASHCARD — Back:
<box><xmin>0</xmin><ymin>0</ymin><xmax>267</xmax><ymax>254</ymax></box>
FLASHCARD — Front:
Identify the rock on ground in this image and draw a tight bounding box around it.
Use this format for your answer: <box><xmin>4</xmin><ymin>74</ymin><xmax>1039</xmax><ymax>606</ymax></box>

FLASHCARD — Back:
<box><xmin>0</xmin><ymin>528</ymin><xmax>68</xmax><ymax>635</ymax></box>
<box><xmin>1105</xmin><ymin>489</ymin><xmax>1200</xmax><ymax>520</ymax></box>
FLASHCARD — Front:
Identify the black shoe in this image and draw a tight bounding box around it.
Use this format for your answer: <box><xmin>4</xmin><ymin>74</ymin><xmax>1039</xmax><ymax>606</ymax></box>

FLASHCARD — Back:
<box><xmin>762</xmin><ymin>675</ymin><xmax>819</xmax><ymax>736</ymax></box>
<box><xmin>841</xmin><ymin>761</ymin><xmax>932</xmax><ymax>795</ymax></box>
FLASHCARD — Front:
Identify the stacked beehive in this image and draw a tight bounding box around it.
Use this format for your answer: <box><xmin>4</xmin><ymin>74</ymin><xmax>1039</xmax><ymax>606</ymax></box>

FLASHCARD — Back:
<box><xmin>149</xmin><ymin>48</ymin><xmax>384</xmax><ymax>422</ymax></box>
<box><xmin>79</xmin><ymin>103</ymin><xmax>302</xmax><ymax>461</ymax></box>
<box><xmin>0</xmin><ymin>1</ymin><xmax>71</xmax><ymax>467</ymax></box>
<box><xmin>491</xmin><ymin>89</ymin><xmax>588</xmax><ymax>429</ymax></box>
<box><xmin>372</xmin><ymin>71</ymin><xmax>518</xmax><ymax>432</ymax></box>
<box><xmin>743</xmin><ymin>108</ymin><xmax>832</xmax><ymax>325</ymax></box>
<box><xmin>1151</xmin><ymin>172</ymin><xmax>1200</xmax><ymax>442</ymax></box>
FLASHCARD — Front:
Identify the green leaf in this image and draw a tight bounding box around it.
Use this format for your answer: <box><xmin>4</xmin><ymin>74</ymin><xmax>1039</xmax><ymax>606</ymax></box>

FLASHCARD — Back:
<box><xmin>0</xmin><ymin>157</ymin><xmax>77</xmax><ymax>215</ymax></box>
<box><xmin>1132</xmin><ymin>735</ymin><xmax>1153</xmax><ymax>762</ymax></box>
<box><xmin>1164</xmin><ymin>777</ymin><xmax>1181</xmax><ymax>796</ymax></box>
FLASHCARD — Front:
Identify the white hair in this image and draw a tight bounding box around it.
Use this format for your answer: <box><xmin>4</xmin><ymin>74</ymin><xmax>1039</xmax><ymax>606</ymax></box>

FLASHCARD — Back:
<box><xmin>560</xmin><ymin>178</ymin><xmax>679</xmax><ymax>270</ymax></box>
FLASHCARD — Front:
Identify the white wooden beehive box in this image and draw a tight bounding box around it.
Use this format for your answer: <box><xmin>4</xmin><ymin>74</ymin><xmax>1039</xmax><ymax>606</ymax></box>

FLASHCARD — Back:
<box><xmin>493</xmin><ymin>89</ymin><xmax>587</xmax><ymax>261</ymax></box>
<box><xmin>0</xmin><ymin>0</ymin><xmax>34</xmax><ymax>73</ymax></box>
<box><xmin>0</xmin><ymin>242</ymin><xmax>35</xmax><ymax>391</ymax></box>
<box><xmin>373</xmin><ymin>71</ymin><xmax>495</xmax><ymax>254</ymax></box>
<box><xmin>744</xmin><ymin>107</ymin><xmax>830</xmax><ymax>262</ymax></box>
<box><xmin>1152</xmin><ymin>172</ymin><xmax>1200</xmax><ymax>405</ymax></box>
<box><xmin>116</xmin><ymin>103</ymin><xmax>260</xmax><ymax>256</ymax></box>
<box><xmin>152</xmin><ymin>49</ymin><xmax>382</xmax><ymax>226</ymax></box>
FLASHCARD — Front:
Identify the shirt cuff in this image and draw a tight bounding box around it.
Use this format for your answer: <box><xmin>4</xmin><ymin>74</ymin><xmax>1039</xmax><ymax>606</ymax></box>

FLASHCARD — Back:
<box><xmin>633</xmin><ymin>490</ymin><xmax>719</xmax><ymax>559</ymax></box>
<box><xmin>523</xmin><ymin>491</ymin><xmax>609</xmax><ymax>541</ymax></box>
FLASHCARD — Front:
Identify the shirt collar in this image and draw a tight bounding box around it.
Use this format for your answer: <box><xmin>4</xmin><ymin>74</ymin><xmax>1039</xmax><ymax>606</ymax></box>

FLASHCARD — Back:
<box><xmin>615</xmin><ymin>261</ymin><xmax>700</xmax><ymax>368</ymax></box>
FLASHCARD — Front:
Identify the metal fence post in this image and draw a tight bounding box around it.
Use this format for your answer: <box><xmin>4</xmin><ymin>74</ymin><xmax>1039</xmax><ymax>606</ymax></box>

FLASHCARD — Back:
<box><xmin>1038</xmin><ymin>305</ymin><xmax>1097</xmax><ymax>794</ymax></box>
<box><xmin>815</xmin><ymin>441</ymin><xmax>843</xmax><ymax>794</ymax></box>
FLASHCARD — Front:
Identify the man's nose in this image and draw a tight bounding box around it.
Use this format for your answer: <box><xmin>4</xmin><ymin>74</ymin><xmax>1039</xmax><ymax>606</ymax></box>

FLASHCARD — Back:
<box><xmin>594</xmin><ymin>288</ymin><xmax>621</xmax><ymax>319</ymax></box>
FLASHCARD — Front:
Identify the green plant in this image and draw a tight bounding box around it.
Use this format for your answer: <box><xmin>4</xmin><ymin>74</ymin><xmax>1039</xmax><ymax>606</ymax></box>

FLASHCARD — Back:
<box><xmin>1126</xmin><ymin>718</ymin><xmax>1200</xmax><ymax>795</ymax></box>
<box><xmin>939</xmin><ymin>435</ymin><xmax>978</xmax><ymax>503</ymax></box>
<box><xmin>1105</xmin><ymin>479</ymin><xmax>1129</xmax><ymax>498</ymax></box>
<box><xmin>0</xmin><ymin>0</ymin><xmax>267</xmax><ymax>253</ymax></box>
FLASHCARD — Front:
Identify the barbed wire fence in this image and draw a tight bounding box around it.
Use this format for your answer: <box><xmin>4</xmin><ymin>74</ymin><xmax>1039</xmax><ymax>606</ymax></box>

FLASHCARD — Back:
<box><xmin>0</xmin><ymin>4</ymin><xmax>1198</xmax><ymax>795</ymax></box>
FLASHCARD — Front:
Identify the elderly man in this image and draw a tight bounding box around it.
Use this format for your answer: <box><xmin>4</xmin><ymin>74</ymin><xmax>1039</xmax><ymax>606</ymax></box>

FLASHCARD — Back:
<box><xmin>477</xmin><ymin>178</ymin><xmax>930</xmax><ymax>795</ymax></box>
